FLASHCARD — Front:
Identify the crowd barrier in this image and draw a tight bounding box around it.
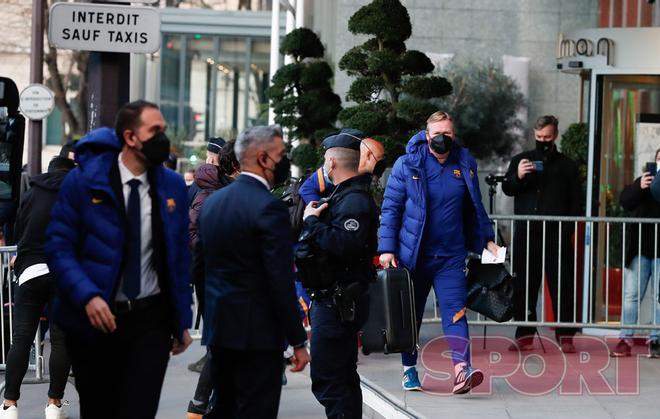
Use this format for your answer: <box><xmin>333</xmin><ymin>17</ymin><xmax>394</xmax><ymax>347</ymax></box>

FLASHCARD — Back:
<box><xmin>422</xmin><ymin>215</ymin><xmax>660</xmax><ymax>332</ymax></box>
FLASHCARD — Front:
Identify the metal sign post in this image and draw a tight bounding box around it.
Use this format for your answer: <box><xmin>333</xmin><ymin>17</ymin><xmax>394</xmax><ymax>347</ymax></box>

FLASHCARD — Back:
<box><xmin>27</xmin><ymin>0</ymin><xmax>45</xmax><ymax>176</ymax></box>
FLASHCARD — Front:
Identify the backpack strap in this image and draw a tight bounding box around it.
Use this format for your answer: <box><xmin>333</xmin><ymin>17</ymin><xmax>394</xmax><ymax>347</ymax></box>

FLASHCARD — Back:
<box><xmin>316</xmin><ymin>168</ymin><xmax>325</xmax><ymax>194</ymax></box>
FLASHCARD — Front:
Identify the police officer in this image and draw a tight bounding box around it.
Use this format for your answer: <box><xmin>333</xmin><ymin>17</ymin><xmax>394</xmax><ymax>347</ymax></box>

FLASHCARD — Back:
<box><xmin>297</xmin><ymin>132</ymin><xmax>379</xmax><ymax>418</ymax></box>
<box><xmin>298</xmin><ymin>128</ymin><xmax>386</xmax><ymax>205</ymax></box>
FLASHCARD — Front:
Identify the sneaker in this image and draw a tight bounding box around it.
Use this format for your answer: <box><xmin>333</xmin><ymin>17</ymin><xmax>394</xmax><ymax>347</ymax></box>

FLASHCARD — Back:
<box><xmin>649</xmin><ymin>340</ymin><xmax>660</xmax><ymax>358</ymax></box>
<box><xmin>187</xmin><ymin>354</ymin><xmax>207</xmax><ymax>373</ymax></box>
<box><xmin>610</xmin><ymin>339</ymin><xmax>631</xmax><ymax>357</ymax></box>
<box><xmin>453</xmin><ymin>365</ymin><xmax>484</xmax><ymax>395</ymax></box>
<box><xmin>508</xmin><ymin>337</ymin><xmax>534</xmax><ymax>352</ymax></box>
<box><xmin>44</xmin><ymin>403</ymin><xmax>65</xmax><ymax>419</ymax></box>
<box><xmin>402</xmin><ymin>367</ymin><xmax>422</xmax><ymax>391</ymax></box>
<box><xmin>0</xmin><ymin>405</ymin><xmax>17</xmax><ymax>419</ymax></box>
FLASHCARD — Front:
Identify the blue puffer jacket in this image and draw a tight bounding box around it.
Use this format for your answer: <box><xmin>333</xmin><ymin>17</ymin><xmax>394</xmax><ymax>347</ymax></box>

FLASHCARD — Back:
<box><xmin>46</xmin><ymin>127</ymin><xmax>192</xmax><ymax>339</ymax></box>
<box><xmin>378</xmin><ymin>131</ymin><xmax>494</xmax><ymax>270</ymax></box>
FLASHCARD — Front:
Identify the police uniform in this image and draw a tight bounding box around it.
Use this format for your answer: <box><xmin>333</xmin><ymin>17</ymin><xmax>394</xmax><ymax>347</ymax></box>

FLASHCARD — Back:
<box><xmin>297</xmin><ymin>133</ymin><xmax>378</xmax><ymax>419</ymax></box>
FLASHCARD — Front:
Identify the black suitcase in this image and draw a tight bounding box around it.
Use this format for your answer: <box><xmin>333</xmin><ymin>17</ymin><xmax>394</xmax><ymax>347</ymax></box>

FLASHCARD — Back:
<box><xmin>360</xmin><ymin>268</ymin><xmax>418</xmax><ymax>355</ymax></box>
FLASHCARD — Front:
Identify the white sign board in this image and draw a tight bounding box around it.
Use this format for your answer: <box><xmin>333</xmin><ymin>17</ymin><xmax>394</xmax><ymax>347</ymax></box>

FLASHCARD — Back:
<box><xmin>19</xmin><ymin>84</ymin><xmax>55</xmax><ymax>121</ymax></box>
<box><xmin>95</xmin><ymin>0</ymin><xmax>158</xmax><ymax>3</ymax></box>
<box><xmin>48</xmin><ymin>3</ymin><xmax>160</xmax><ymax>54</ymax></box>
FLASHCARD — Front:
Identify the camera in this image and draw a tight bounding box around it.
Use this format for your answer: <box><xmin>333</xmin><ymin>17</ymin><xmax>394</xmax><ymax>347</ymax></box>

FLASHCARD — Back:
<box><xmin>485</xmin><ymin>174</ymin><xmax>506</xmax><ymax>187</ymax></box>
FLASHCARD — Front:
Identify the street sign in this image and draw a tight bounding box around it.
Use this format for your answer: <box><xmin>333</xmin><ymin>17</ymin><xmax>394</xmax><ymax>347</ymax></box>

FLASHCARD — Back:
<box><xmin>48</xmin><ymin>2</ymin><xmax>160</xmax><ymax>54</ymax></box>
<box><xmin>19</xmin><ymin>84</ymin><xmax>55</xmax><ymax>121</ymax></box>
<box><xmin>94</xmin><ymin>0</ymin><xmax>159</xmax><ymax>3</ymax></box>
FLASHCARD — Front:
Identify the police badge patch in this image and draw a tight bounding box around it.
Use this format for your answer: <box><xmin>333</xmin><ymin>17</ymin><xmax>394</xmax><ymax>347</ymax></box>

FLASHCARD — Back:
<box><xmin>344</xmin><ymin>219</ymin><xmax>360</xmax><ymax>231</ymax></box>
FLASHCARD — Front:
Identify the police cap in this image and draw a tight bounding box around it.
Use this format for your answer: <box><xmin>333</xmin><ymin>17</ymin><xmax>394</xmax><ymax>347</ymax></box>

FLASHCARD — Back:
<box><xmin>321</xmin><ymin>128</ymin><xmax>365</xmax><ymax>150</ymax></box>
<box><xmin>207</xmin><ymin>137</ymin><xmax>226</xmax><ymax>153</ymax></box>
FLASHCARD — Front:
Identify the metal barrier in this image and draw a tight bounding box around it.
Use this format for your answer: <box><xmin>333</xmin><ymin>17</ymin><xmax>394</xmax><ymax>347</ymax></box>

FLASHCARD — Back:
<box><xmin>421</xmin><ymin>215</ymin><xmax>660</xmax><ymax>332</ymax></box>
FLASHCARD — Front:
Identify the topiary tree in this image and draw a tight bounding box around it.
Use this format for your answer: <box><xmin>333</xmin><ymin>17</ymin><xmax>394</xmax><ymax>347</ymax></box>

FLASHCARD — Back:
<box><xmin>338</xmin><ymin>0</ymin><xmax>452</xmax><ymax>164</ymax></box>
<box><xmin>560</xmin><ymin>122</ymin><xmax>589</xmax><ymax>214</ymax></box>
<box><xmin>266</xmin><ymin>28</ymin><xmax>341</xmax><ymax>171</ymax></box>
<box><xmin>433</xmin><ymin>61</ymin><xmax>525</xmax><ymax>160</ymax></box>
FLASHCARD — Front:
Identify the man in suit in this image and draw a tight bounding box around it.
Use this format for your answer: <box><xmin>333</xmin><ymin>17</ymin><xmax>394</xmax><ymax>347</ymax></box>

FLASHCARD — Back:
<box><xmin>199</xmin><ymin>125</ymin><xmax>310</xmax><ymax>418</ymax></box>
<box><xmin>46</xmin><ymin>100</ymin><xmax>193</xmax><ymax>418</ymax></box>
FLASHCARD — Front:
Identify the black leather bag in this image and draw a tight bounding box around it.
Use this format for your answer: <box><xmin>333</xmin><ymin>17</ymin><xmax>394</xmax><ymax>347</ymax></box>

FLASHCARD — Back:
<box><xmin>466</xmin><ymin>259</ymin><xmax>514</xmax><ymax>323</ymax></box>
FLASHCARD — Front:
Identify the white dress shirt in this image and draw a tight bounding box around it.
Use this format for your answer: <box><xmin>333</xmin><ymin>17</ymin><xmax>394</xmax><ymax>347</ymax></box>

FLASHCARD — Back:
<box><xmin>115</xmin><ymin>153</ymin><xmax>160</xmax><ymax>301</ymax></box>
<box><xmin>241</xmin><ymin>171</ymin><xmax>270</xmax><ymax>189</ymax></box>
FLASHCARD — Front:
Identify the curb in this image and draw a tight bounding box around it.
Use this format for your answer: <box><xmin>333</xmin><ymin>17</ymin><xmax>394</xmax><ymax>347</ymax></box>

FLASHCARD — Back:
<box><xmin>360</xmin><ymin>375</ymin><xmax>426</xmax><ymax>419</ymax></box>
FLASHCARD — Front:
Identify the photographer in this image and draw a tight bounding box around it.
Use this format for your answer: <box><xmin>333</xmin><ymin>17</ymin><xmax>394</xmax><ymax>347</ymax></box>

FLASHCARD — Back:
<box><xmin>297</xmin><ymin>132</ymin><xmax>378</xmax><ymax>418</ymax></box>
<box><xmin>502</xmin><ymin>115</ymin><xmax>581</xmax><ymax>353</ymax></box>
<box><xmin>611</xmin><ymin>149</ymin><xmax>660</xmax><ymax>358</ymax></box>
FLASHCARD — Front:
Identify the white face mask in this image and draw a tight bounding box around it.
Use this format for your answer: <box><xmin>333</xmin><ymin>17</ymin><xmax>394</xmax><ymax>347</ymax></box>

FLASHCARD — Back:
<box><xmin>323</xmin><ymin>159</ymin><xmax>334</xmax><ymax>183</ymax></box>
<box><xmin>322</xmin><ymin>165</ymin><xmax>333</xmax><ymax>185</ymax></box>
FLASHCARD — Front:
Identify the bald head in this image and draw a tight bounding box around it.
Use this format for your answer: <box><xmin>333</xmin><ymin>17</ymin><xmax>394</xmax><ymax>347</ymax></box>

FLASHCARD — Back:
<box><xmin>359</xmin><ymin>137</ymin><xmax>385</xmax><ymax>174</ymax></box>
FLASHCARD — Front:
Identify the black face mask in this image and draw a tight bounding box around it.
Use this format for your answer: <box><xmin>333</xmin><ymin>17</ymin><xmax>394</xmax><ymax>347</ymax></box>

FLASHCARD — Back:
<box><xmin>535</xmin><ymin>140</ymin><xmax>554</xmax><ymax>154</ymax></box>
<box><xmin>430</xmin><ymin>134</ymin><xmax>453</xmax><ymax>155</ymax></box>
<box><xmin>268</xmin><ymin>155</ymin><xmax>291</xmax><ymax>187</ymax></box>
<box><xmin>139</xmin><ymin>132</ymin><xmax>170</xmax><ymax>167</ymax></box>
<box><xmin>373</xmin><ymin>159</ymin><xmax>387</xmax><ymax>178</ymax></box>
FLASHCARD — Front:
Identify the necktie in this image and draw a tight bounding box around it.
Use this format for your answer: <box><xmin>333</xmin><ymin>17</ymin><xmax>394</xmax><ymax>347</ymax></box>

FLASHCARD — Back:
<box><xmin>123</xmin><ymin>178</ymin><xmax>142</xmax><ymax>300</ymax></box>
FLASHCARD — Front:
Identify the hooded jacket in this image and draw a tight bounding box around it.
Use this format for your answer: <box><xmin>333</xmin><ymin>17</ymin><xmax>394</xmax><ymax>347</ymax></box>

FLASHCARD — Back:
<box><xmin>378</xmin><ymin>131</ymin><xmax>494</xmax><ymax>270</ymax></box>
<box><xmin>45</xmin><ymin>127</ymin><xmax>192</xmax><ymax>339</ymax></box>
<box><xmin>188</xmin><ymin>163</ymin><xmax>232</xmax><ymax>249</ymax></box>
<box><xmin>14</xmin><ymin>169</ymin><xmax>70</xmax><ymax>279</ymax></box>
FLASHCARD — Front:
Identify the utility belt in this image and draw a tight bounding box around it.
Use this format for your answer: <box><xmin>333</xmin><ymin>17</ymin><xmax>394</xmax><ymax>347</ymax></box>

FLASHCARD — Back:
<box><xmin>309</xmin><ymin>281</ymin><xmax>364</xmax><ymax>323</ymax></box>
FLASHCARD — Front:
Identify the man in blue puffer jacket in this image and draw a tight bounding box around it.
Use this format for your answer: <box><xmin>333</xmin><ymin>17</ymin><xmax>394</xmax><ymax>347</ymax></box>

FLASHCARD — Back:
<box><xmin>46</xmin><ymin>101</ymin><xmax>193</xmax><ymax>418</ymax></box>
<box><xmin>378</xmin><ymin>111</ymin><xmax>499</xmax><ymax>395</ymax></box>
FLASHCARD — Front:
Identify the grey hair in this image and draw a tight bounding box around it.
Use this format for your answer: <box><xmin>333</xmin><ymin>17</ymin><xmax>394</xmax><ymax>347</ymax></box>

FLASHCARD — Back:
<box><xmin>234</xmin><ymin>125</ymin><xmax>284</xmax><ymax>164</ymax></box>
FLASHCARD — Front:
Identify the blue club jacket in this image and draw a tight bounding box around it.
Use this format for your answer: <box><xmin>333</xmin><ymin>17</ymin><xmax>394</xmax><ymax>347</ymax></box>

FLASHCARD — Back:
<box><xmin>45</xmin><ymin>127</ymin><xmax>192</xmax><ymax>339</ymax></box>
<box><xmin>378</xmin><ymin>131</ymin><xmax>495</xmax><ymax>270</ymax></box>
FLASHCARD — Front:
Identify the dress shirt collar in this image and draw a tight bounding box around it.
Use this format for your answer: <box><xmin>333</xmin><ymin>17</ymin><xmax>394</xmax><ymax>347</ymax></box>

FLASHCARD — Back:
<box><xmin>241</xmin><ymin>171</ymin><xmax>270</xmax><ymax>189</ymax></box>
<box><xmin>118</xmin><ymin>153</ymin><xmax>148</xmax><ymax>186</ymax></box>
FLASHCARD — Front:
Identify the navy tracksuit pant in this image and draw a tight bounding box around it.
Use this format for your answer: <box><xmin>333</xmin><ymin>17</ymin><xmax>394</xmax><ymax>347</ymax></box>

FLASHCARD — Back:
<box><xmin>401</xmin><ymin>253</ymin><xmax>470</xmax><ymax>366</ymax></box>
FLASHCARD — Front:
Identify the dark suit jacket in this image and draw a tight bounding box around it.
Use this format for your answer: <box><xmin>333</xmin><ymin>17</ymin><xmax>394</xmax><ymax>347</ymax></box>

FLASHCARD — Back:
<box><xmin>199</xmin><ymin>174</ymin><xmax>306</xmax><ymax>350</ymax></box>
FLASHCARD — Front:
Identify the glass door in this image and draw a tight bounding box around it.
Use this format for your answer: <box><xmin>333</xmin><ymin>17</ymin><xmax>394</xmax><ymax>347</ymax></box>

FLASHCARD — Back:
<box><xmin>594</xmin><ymin>75</ymin><xmax>660</xmax><ymax>323</ymax></box>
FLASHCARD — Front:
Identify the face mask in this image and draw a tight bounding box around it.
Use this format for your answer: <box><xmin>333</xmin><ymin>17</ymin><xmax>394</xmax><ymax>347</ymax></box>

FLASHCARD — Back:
<box><xmin>372</xmin><ymin>159</ymin><xmax>387</xmax><ymax>178</ymax></box>
<box><xmin>323</xmin><ymin>159</ymin><xmax>333</xmax><ymax>183</ymax></box>
<box><xmin>138</xmin><ymin>132</ymin><xmax>170</xmax><ymax>167</ymax></box>
<box><xmin>322</xmin><ymin>165</ymin><xmax>334</xmax><ymax>186</ymax></box>
<box><xmin>535</xmin><ymin>140</ymin><xmax>554</xmax><ymax>154</ymax></box>
<box><xmin>267</xmin><ymin>154</ymin><xmax>291</xmax><ymax>187</ymax></box>
<box><xmin>429</xmin><ymin>134</ymin><xmax>453</xmax><ymax>155</ymax></box>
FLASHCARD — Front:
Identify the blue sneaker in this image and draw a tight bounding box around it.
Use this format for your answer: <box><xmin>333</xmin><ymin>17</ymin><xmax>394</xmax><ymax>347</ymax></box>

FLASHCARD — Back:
<box><xmin>402</xmin><ymin>367</ymin><xmax>422</xmax><ymax>391</ymax></box>
<box><xmin>453</xmin><ymin>364</ymin><xmax>483</xmax><ymax>394</ymax></box>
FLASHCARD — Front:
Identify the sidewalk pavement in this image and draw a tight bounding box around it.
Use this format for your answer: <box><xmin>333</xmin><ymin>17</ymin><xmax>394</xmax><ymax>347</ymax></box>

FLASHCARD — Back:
<box><xmin>356</xmin><ymin>323</ymin><xmax>660</xmax><ymax>419</ymax></box>
<box><xmin>6</xmin><ymin>323</ymin><xmax>660</xmax><ymax>418</ymax></box>
<box><xmin>0</xmin><ymin>342</ymin><xmax>326</xmax><ymax>418</ymax></box>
